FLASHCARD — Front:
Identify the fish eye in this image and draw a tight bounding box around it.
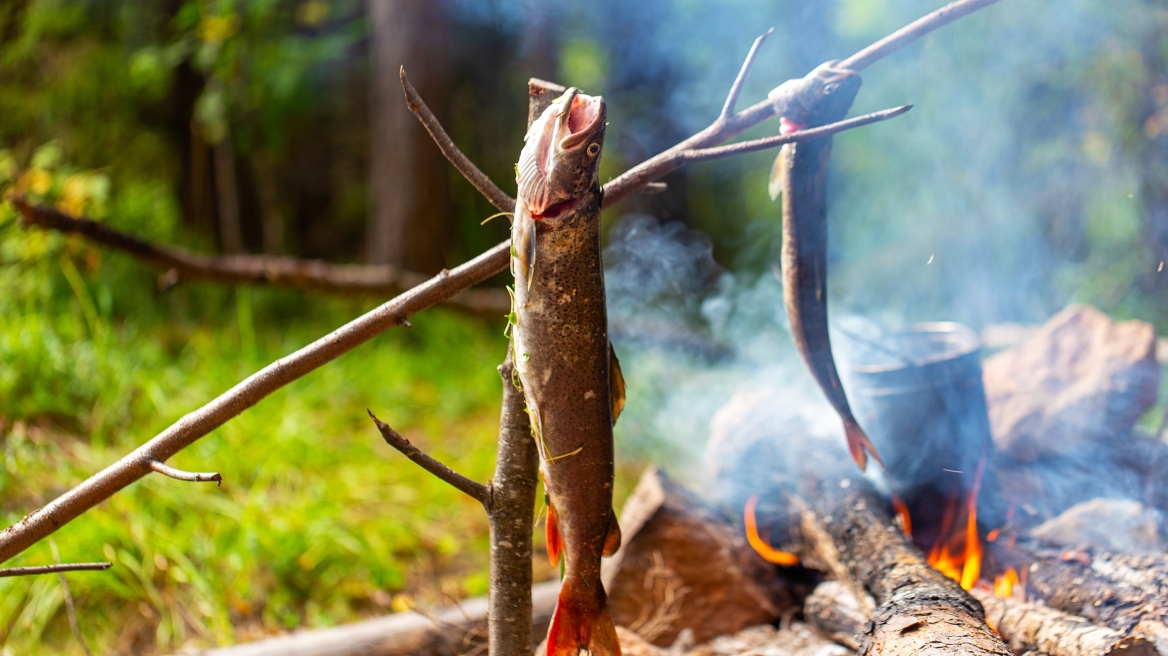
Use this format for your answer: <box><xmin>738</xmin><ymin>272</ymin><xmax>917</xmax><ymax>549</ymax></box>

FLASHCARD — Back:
<box><xmin>824</xmin><ymin>82</ymin><xmax>839</xmax><ymax>94</ymax></box>
<box><xmin>587</xmin><ymin>142</ymin><xmax>601</xmax><ymax>157</ymax></box>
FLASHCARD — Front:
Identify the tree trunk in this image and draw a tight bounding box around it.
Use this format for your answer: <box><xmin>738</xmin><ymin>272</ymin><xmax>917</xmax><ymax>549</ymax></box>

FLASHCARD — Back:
<box><xmin>365</xmin><ymin>0</ymin><xmax>455</xmax><ymax>272</ymax></box>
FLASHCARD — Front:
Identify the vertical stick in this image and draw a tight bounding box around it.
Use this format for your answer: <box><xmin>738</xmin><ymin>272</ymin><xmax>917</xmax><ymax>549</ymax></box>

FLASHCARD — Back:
<box><xmin>487</xmin><ymin>353</ymin><xmax>538</xmax><ymax>656</ymax></box>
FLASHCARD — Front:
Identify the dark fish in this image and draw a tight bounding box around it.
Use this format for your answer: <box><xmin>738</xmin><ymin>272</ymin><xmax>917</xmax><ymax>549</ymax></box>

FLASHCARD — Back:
<box><xmin>512</xmin><ymin>88</ymin><xmax>625</xmax><ymax>656</ymax></box>
<box><xmin>769</xmin><ymin>63</ymin><xmax>883</xmax><ymax>471</ymax></box>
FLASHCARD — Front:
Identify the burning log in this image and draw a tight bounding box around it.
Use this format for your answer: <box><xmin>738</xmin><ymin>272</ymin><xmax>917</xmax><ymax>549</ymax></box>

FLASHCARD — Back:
<box><xmin>601</xmin><ymin>466</ymin><xmax>805</xmax><ymax>647</ymax></box>
<box><xmin>995</xmin><ymin>544</ymin><xmax>1168</xmax><ymax>653</ymax></box>
<box><xmin>969</xmin><ymin>586</ymin><xmax>1157</xmax><ymax>656</ymax></box>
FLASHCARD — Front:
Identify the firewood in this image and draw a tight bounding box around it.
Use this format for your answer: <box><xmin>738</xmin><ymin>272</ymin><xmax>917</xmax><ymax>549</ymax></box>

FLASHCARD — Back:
<box><xmin>189</xmin><ymin>580</ymin><xmax>559</xmax><ymax>656</ymax></box>
<box><xmin>804</xmin><ymin>581</ymin><xmax>869</xmax><ymax>650</ymax></box>
<box><xmin>997</xmin><ymin>544</ymin><xmax>1168</xmax><ymax>654</ymax></box>
<box><xmin>792</xmin><ymin>473</ymin><xmax>1011</xmax><ymax>656</ymax></box>
<box><xmin>601</xmin><ymin>466</ymin><xmax>805</xmax><ymax>647</ymax></box>
<box><xmin>970</xmin><ymin>586</ymin><xmax>1156</xmax><ymax>656</ymax></box>
<box><xmin>687</xmin><ymin>623</ymin><xmax>853</xmax><ymax>656</ymax></box>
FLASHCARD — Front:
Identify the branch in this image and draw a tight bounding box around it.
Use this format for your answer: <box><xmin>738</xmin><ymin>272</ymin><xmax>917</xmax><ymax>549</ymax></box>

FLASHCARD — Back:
<box><xmin>720</xmin><ymin>28</ymin><xmax>773</xmax><ymax>120</ymax></box>
<box><xmin>9</xmin><ymin>198</ymin><xmax>510</xmax><ymax>315</ymax></box>
<box><xmin>400</xmin><ymin>68</ymin><xmax>516</xmax><ymax>214</ymax></box>
<box><xmin>840</xmin><ymin>0</ymin><xmax>1003</xmax><ymax>71</ymax></box>
<box><xmin>0</xmin><ymin>562</ymin><xmax>111</xmax><ymax>577</ymax></box>
<box><xmin>0</xmin><ymin>239</ymin><xmax>509</xmax><ymax>565</ymax></box>
<box><xmin>150</xmin><ymin>459</ymin><xmax>223</xmax><ymax>485</ymax></box>
<box><xmin>367</xmin><ymin>410</ymin><xmax>490</xmax><ymax>506</ymax></box>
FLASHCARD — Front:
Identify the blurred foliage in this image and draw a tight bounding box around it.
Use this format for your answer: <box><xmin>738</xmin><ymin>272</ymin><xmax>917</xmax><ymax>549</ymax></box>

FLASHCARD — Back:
<box><xmin>3</xmin><ymin>0</ymin><xmax>1168</xmax><ymax>653</ymax></box>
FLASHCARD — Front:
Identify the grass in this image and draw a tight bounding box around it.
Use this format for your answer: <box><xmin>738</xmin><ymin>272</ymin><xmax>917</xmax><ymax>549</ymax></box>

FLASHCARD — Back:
<box><xmin>0</xmin><ymin>201</ymin><xmax>537</xmax><ymax>654</ymax></box>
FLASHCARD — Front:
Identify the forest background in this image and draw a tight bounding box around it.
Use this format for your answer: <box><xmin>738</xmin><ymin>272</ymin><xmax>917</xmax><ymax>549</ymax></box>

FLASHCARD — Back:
<box><xmin>1</xmin><ymin>0</ymin><xmax>1167</xmax><ymax>654</ymax></box>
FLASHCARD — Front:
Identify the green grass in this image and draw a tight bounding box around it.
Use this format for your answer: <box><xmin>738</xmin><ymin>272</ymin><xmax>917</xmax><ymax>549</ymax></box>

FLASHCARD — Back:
<box><xmin>0</xmin><ymin>203</ymin><xmax>529</xmax><ymax>654</ymax></box>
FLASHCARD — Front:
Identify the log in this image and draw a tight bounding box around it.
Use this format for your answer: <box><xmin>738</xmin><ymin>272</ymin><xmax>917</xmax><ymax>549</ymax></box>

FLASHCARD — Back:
<box><xmin>998</xmin><ymin>544</ymin><xmax>1168</xmax><ymax>653</ymax></box>
<box><xmin>687</xmin><ymin>623</ymin><xmax>853</xmax><ymax>656</ymax></box>
<box><xmin>804</xmin><ymin>581</ymin><xmax>869</xmax><ymax>650</ymax></box>
<box><xmin>188</xmin><ymin>580</ymin><xmax>559</xmax><ymax>656</ymax></box>
<box><xmin>970</xmin><ymin>586</ymin><xmax>1157</xmax><ymax>656</ymax></box>
<box><xmin>601</xmin><ymin>465</ymin><xmax>804</xmax><ymax>646</ymax></box>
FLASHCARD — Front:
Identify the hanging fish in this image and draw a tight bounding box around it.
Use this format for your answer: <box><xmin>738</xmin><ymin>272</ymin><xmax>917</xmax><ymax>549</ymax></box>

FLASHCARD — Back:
<box><xmin>512</xmin><ymin>87</ymin><xmax>625</xmax><ymax>656</ymax></box>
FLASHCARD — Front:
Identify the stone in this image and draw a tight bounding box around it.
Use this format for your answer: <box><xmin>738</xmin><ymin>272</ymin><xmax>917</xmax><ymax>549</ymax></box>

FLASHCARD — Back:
<box><xmin>1028</xmin><ymin>497</ymin><xmax>1162</xmax><ymax>554</ymax></box>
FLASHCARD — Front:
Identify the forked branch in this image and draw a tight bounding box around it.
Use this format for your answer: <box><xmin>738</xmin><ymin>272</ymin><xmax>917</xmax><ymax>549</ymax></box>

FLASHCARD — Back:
<box><xmin>0</xmin><ymin>562</ymin><xmax>111</xmax><ymax>577</ymax></box>
<box><xmin>368</xmin><ymin>409</ymin><xmax>490</xmax><ymax>506</ymax></box>
<box><xmin>150</xmin><ymin>459</ymin><xmax>223</xmax><ymax>485</ymax></box>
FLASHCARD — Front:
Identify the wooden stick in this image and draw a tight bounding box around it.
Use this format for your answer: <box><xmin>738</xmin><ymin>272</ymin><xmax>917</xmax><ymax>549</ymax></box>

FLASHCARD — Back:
<box><xmin>840</xmin><ymin>0</ymin><xmax>1004</xmax><ymax>72</ymax></box>
<box><xmin>971</xmin><ymin>586</ymin><xmax>1157</xmax><ymax>656</ymax></box>
<box><xmin>0</xmin><ymin>562</ymin><xmax>111</xmax><ymax>577</ymax></box>
<box><xmin>368</xmin><ymin>410</ymin><xmax>490</xmax><ymax>506</ymax></box>
<box><xmin>0</xmin><ymin>240</ymin><xmax>509</xmax><ymax>564</ymax></box>
<box><xmin>149</xmin><ymin>459</ymin><xmax>223</xmax><ymax>485</ymax></box>
<box><xmin>11</xmin><ymin>198</ymin><xmax>510</xmax><ymax>315</ymax></box>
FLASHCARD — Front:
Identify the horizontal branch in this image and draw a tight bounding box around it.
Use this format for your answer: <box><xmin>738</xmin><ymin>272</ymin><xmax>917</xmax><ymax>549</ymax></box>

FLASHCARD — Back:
<box><xmin>150</xmin><ymin>459</ymin><xmax>222</xmax><ymax>485</ymax></box>
<box><xmin>0</xmin><ymin>239</ymin><xmax>510</xmax><ymax>565</ymax></box>
<box><xmin>400</xmin><ymin>69</ymin><xmax>516</xmax><ymax>215</ymax></box>
<box><xmin>0</xmin><ymin>562</ymin><xmax>111</xmax><ymax>577</ymax></box>
<box><xmin>368</xmin><ymin>410</ymin><xmax>490</xmax><ymax>506</ymax></box>
<box><xmin>10</xmin><ymin>198</ymin><xmax>510</xmax><ymax>315</ymax></box>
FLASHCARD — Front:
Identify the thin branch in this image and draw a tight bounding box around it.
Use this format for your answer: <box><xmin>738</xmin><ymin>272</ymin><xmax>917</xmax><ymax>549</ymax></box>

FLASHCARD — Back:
<box><xmin>149</xmin><ymin>459</ymin><xmax>222</xmax><ymax>485</ymax></box>
<box><xmin>367</xmin><ymin>409</ymin><xmax>490</xmax><ymax>506</ymax></box>
<box><xmin>400</xmin><ymin>68</ymin><xmax>516</xmax><ymax>214</ymax></box>
<box><xmin>9</xmin><ymin>198</ymin><xmax>511</xmax><ymax>315</ymax></box>
<box><xmin>0</xmin><ymin>562</ymin><xmax>111</xmax><ymax>577</ymax></box>
<box><xmin>0</xmin><ymin>240</ymin><xmax>509</xmax><ymax>565</ymax></box>
<box><xmin>681</xmin><ymin>105</ymin><xmax>912</xmax><ymax>163</ymax></box>
<box><xmin>840</xmin><ymin>0</ymin><xmax>1003</xmax><ymax>71</ymax></box>
<box><xmin>720</xmin><ymin>28</ymin><xmax>773</xmax><ymax>120</ymax></box>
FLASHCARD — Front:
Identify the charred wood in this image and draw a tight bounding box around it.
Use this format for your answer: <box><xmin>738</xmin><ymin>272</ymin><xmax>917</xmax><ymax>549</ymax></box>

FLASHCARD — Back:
<box><xmin>970</xmin><ymin>586</ymin><xmax>1157</xmax><ymax>656</ymax></box>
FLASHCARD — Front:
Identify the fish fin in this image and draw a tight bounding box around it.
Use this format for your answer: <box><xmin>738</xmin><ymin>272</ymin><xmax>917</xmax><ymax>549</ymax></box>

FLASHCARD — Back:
<box><xmin>546</xmin><ymin>499</ymin><xmax>564</xmax><ymax>568</ymax></box>
<box><xmin>844</xmin><ymin>419</ymin><xmax>883</xmax><ymax>473</ymax></box>
<box><xmin>602</xmin><ymin>510</ymin><xmax>622</xmax><ymax>557</ymax></box>
<box><xmin>546</xmin><ymin>582</ymin><xmax>621</xmax><ymax>656</ymax></box>
<box><xmin>767</xmin><ymin>144</ymin><xmax>789</xmax><ymax>201</ymax></box>
<box><xmin>608</xmin><ymin>343</ymin><xmax>626</xmax><ymax>425</ymax></box>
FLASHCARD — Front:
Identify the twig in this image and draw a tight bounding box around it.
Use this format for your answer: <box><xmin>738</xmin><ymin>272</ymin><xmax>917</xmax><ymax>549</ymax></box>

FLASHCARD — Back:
<box><xmin>681</xmin><ymin>105</ymin><xmax>911</xmax><ymax>163</ymax></box>
<box><xmin>51</xmin><ymin>539</ymin><xmax>94</xmax><ymax>656</ymax></box>
<box><xmin>840</xmin><ymin>0</ymin><xmax>1003</xmax><ymax>71</ymax></box>
<box><xmin>0</xmin><ymin>240</ymin><xmax>509</xmax><ymax>565</ymax></box>
<box><xmin>0</xmin><ymin>562</ymin><xmax>111</xmax><ymax>577</ymax></box>
<box><xmin>149</xmin><ymin>459</ymin><xmax>223</xmax><ymax>485</ymax></box>
<box><xmin>400</xmin><ymin>69</ymin><xmax>516</xmax><ymax>214</ymax></box>
<box><xmin>720</xmin><ymin>28</ymin><xmax>773</xmax><ymax>120</ymax></box>
<box><xmin>367</xmin><ymin>410</ymin><xmax>490</xmax><ymax>506</ymax></box>
<box><xmin>9</xmin><ymin>198</ymin><xmax>510</xmax><ymax>315</ymax></box>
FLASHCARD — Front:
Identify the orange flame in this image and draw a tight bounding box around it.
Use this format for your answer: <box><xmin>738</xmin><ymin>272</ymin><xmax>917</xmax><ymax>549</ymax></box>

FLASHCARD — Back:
<box><xmin>891</xmin><ymin>494</ymin><xmax>913</xmax><ymax>539</ymax></box>
<box><xmin>744</xmin><ymin>495</ymin><xmax>799</xmax><ymax>566</ymax></box>
<box><xmin>925</xmin><ymin>455</ymin><xmax>985</xmax><ymax>591</ymax></box>
<box><xmin>994</xmin><ymin>567</ymin><xmax>1020</xmax><ymax>598</ymax></box>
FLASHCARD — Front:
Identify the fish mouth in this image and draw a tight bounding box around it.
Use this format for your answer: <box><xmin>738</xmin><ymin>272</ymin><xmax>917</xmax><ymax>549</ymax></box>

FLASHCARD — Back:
<box><xmin>559</xmin><ymin>93</ymin><xmax>604</xmax><ymax>150</ymax></box>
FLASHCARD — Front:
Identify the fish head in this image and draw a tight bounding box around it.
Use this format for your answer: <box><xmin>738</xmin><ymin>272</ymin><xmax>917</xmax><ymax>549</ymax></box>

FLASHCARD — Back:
<box><xmin>517</xmin><ymin>88</ymin><xmax>607</xmax><ymax>218</ymax></box>
<box><xmin>770</xmin><ymin>62</ymin><xmax>862</xmax><ymax>133</ymax></box>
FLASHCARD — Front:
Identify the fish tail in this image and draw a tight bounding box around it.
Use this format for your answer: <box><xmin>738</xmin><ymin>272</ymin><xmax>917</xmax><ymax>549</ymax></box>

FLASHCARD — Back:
<box><xmin>546</xmin><ymin>579</ymin><xmax>621</xmax><ymax>656</ymax></box>
<box><xmin>844</xmin><ymin>419</ymin><xmax>883</xmax><ymax>473</ymax></box>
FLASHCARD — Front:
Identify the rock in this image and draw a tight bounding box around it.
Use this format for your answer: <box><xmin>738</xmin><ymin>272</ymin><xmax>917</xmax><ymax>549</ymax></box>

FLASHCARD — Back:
<box><xmin>983</xmin><ymin>305</ymin><xmax>1160</xmax><ymax>460</ymax></box>
<box><xmin>1028</xmin><ymin>497</ymin><xmax>1162</xmax><ymax>554</ymax></box>
<box><xmin>602</xmin><ymin>466</ymin><xmax>802</xmax><ymax>647</ymax></box>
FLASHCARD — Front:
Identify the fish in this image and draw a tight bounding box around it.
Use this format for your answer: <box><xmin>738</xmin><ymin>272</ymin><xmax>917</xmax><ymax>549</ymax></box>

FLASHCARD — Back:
<box><xmin>511</xmin><ymin>87</ymin><xmax>625</xmax><ymax>656</ymax></box>
<box><xmin>769</xmin><ymin>63</ymin><xmax>884</xmax><ymax>472</ymax></box>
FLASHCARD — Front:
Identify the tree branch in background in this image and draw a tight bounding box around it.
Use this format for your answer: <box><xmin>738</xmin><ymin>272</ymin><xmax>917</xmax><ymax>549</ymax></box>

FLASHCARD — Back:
<box><xmin>9</xmin><ymin>197</ymin><xmax>510</xmax><ymax>315</ymax></box>
<box><xmin>0</xmin><ymin>562</ymin><xmax>111</xmax><ymax>577</ymax></box>
<box><xmin>400</xmin><ymin>68</ymin><xmax>517</xmax><ymax>214</ymax></box>
<box><xmin>840</xmin><ymin>0</ymin><xmax>1004</xmax><ymax>72</ymax></box>
<box><xmin>368</xmin><ymin>410</ymin><xmax>491</xmax><ymax>506</ymax></box>
<box><xmin>149</xmin><ymin>459</ymin><xmax>223</xmax><ymax>485</ymax></box>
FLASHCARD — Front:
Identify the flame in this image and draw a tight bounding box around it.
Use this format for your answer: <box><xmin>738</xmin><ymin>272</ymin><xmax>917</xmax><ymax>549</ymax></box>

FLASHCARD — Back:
<box><xmin>994</xmin><ymin>567</ymin><xmax>1020</xmax><ymax>598</ymax></box>
<box><xmin>892</xmin><ymin>494</ymin><xmax>913</xmax><ymax>539</ymax></box>
<box><xmin>924</xmin><ymin>455</ymin><xmax>985</xmax><ymax>591</ymax></box>
<box><xmin>744</xmin><ymin>495</ymin><xmax>799</xmax><ymax>566</ymax></box>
